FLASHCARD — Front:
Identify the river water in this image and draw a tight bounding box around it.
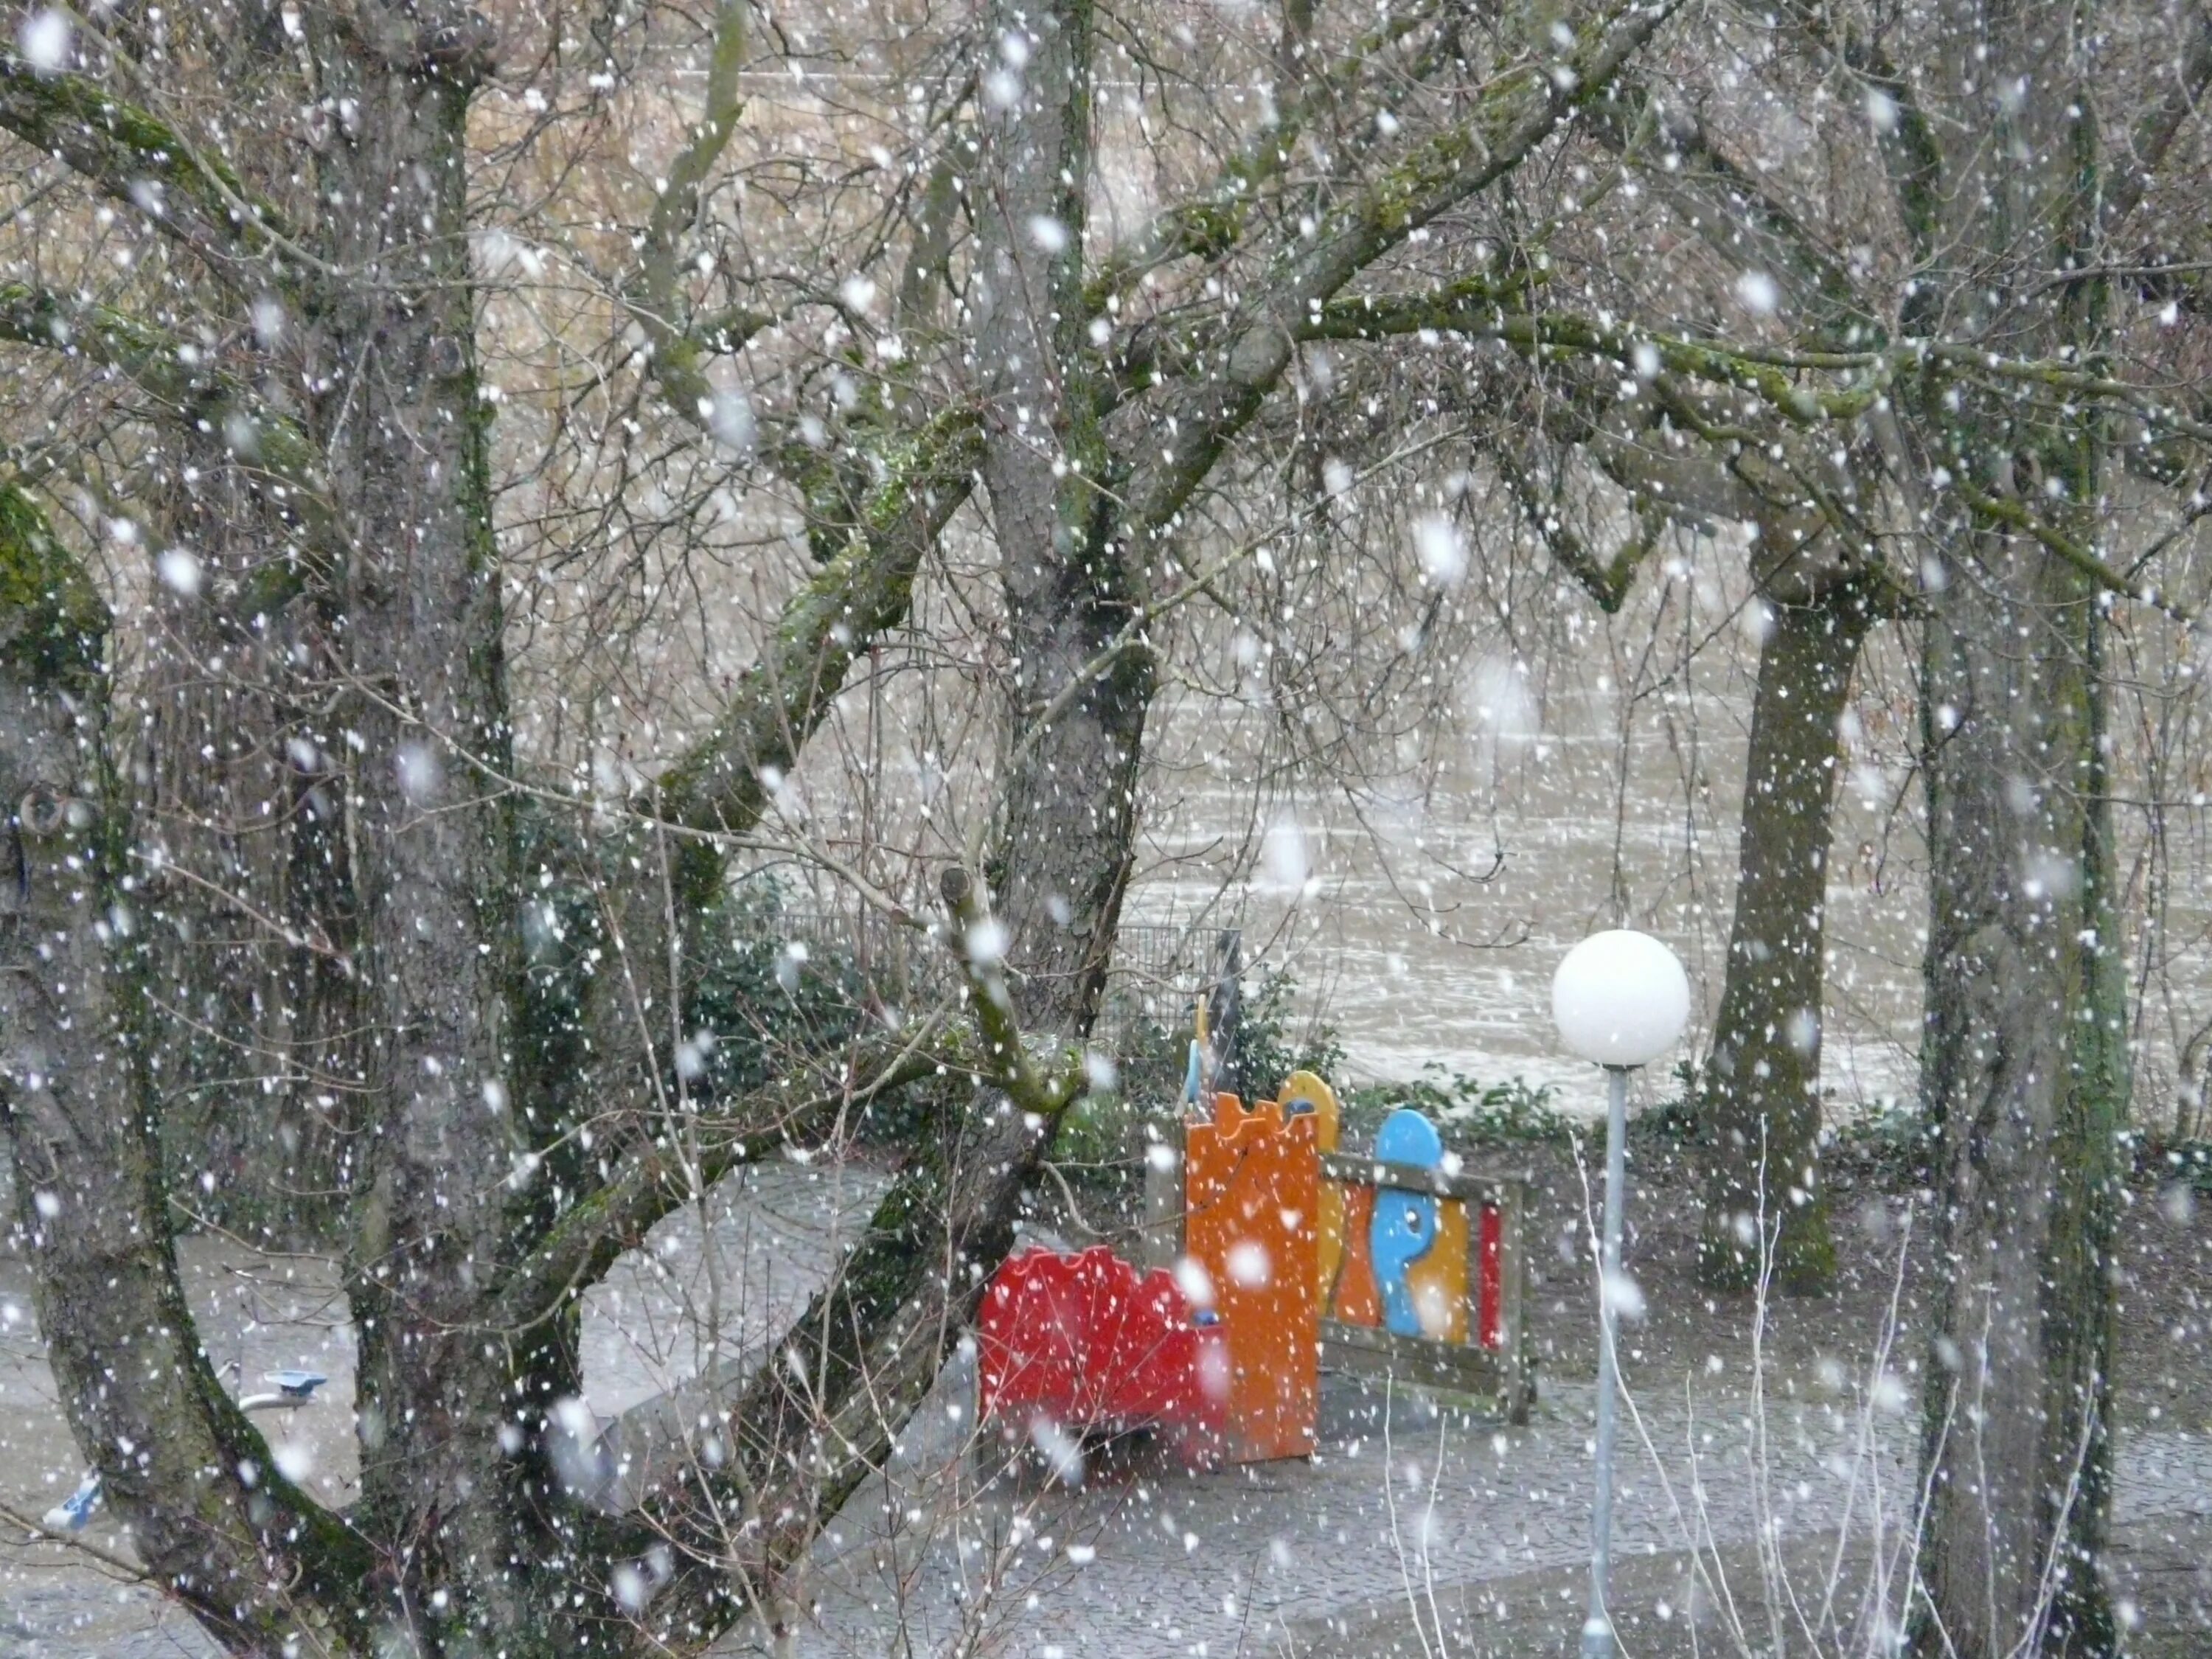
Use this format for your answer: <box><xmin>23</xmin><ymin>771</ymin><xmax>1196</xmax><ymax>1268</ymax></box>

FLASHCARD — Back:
<box><xmin>1117</xmin><ymin>613</ymin><xmax>1937</xmax><ymax>1118</ymax></box>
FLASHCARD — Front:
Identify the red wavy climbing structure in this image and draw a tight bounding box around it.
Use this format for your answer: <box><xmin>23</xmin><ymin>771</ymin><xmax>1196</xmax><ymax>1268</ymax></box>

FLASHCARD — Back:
<box><xmin>977</xmin><ymin>1245</ymin><xmax>1228</xmax><ymax>1468</ymax></box>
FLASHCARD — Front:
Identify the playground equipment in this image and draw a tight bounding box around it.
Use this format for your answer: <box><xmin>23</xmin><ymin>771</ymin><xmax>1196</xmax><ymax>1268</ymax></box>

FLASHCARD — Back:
<box><xmin>1158</xmin><ymin>1061</ymin><xmax>1531</xmax><ymax>1416</ymax></box>
<box><xmin>980</xmin><ymin>1092</ymin><xmax>1319</xmax><ymax>1470</ymax></box>
<box><xmin>979</xmin><ymin>1064</ymin><xmax>1532</xmax><ymax>1472</ymax></box>
<box><xmin>976</xmin><ymin>1245</ymin><xmax>1229</xmax><ymax>1470</ymax></box>
<box><xmin>1180</xmin><ymin>1091</ymin><xmax>1319</xmax><ymax>1460</ymax></box>
<box><xmin>1310</xmin><ymin>1084</ymin><xmax>1532</xmax><ymax>1415</ymax></box>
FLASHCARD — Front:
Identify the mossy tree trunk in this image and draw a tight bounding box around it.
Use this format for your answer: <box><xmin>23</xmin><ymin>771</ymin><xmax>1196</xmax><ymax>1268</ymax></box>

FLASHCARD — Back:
<box><xmin>1697</xmin><ymin>581</ymin><xmax>1874</xmax><ymax>1294</ymax></box>
<box><xmin>303</xmin><ymin>18</ymin><xmax>552</xmax><ymax>1645</ymax></box>
<box><xmin>1910</xmin><ymin>503</ymin><xmax>2126</xmax><ymax>1658</ymax></box>
<box><xmin>1512</xmin><ymin>397</ymin><xmax>1882</xmax><ymax>1303</ymax></box>
<box><xmin>1</xmin><ymin>491</ymin><xmax>375</xmax><ymax>1657</ymax></box>
<box><xmin>1894</xmin><ymin>0</ymin><xmax>2127</xmax><ymax>1644</ymax></box>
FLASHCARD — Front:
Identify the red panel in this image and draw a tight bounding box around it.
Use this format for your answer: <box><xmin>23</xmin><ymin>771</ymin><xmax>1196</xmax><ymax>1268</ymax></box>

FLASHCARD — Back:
<box><xmin>1478</xmin><ymin>1200</ymin><xmax>1503</xmax><ymax>1350</ymax></box>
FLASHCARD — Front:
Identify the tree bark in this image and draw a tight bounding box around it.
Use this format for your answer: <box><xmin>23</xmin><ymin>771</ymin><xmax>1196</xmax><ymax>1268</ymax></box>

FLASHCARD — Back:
<box><xmin>297</xmin><ymin>10</ymin><xmax>552</xmax><ymax>1647</ymax></box>
<box><xmin>1910</xmin><ymin>518</ymin><xmax>2125</xmax><ymax>1656</ymax></box>
<box><xmin>1896</xmin><ymin>0</ymin><xmax>2125</xmax><ymax>1642</ymax></box>
<box><xmin>666</xmin><ymin>1</ymin><xmax>1147</xmax><ymax>1631</ymax></box>
<box><xmin>968</xmin><ymin>0</ymin><xmax>1148</xmax><ymax>1037</ymax></box>
<box><xmin>1</xmin><ymin>491</ymin><xmax>372</xmax><ymax>1657</ymax></box>
<box><xmin>1697</xmin><ymin>582</ymin><xmax>1873</xmax><ymax>1293</ymax></box>
<box><xmin>140</xmin><ymin>428</ymin><xmax>361</xmax><ymax>1246</ymax></box>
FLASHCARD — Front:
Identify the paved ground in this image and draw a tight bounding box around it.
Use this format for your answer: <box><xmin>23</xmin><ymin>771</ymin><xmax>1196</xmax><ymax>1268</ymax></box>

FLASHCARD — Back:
<box><xmin>0</xmin><ymin>1160</ymin><xmax>2206</xmax><ymax>1657</ymax></box>
<box><xmin>1282</xmin><ymin>1510</ymin><xmax>2212</xmax><ymax>1658</ymax></box>
<box><xmin>774</xmin><ymin>1362</ymin><xmax>2212</xmax><ymax>1659</ymax></box>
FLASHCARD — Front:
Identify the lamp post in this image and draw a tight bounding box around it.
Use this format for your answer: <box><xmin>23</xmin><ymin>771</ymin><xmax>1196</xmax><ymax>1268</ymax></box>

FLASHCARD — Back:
<box><xmin>1551</xmin><ymin>929</ymin><xmax>1691</xmax><ymax>1659</ymax></box>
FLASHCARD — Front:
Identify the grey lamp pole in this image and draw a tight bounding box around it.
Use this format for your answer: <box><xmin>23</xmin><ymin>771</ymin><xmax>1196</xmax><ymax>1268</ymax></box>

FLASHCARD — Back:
<box><xmin>1551</xmin><ymin>929</ymin><xmax>1691</xmax><ymax>1659</ymax></box>
<box><xmin>1583</xmin><ymin>1062</ymin><xmax>1630</xmax><ymax>1659</ymax></box>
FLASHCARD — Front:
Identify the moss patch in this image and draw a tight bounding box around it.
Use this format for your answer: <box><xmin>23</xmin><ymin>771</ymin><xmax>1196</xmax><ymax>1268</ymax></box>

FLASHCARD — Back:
<box><xmin>0</xmin><ymin>485</ymin><xmax>106</xmax><ymax>694</ymax></box>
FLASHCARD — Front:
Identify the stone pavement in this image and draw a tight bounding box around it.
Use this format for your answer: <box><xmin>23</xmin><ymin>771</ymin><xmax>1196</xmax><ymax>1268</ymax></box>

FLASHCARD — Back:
<box><xmin>773</xmin><ymin>1360</ymin><xmax>2212</xmax><ymax>1658</ymax></box>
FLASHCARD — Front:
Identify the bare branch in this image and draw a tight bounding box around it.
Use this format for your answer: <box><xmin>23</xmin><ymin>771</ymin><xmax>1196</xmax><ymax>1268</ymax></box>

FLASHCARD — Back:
<box><xmin>655</xmin><ymin>403</ymin><xmax>984</xmax><ymax>837</ymax></box>
<box><xmin>1119</xmin><ymin>0</ymin><xmax>1691</xmax><ymax>542</ymax></box>
<box><xmin>626</xmin><ymin>0</ymin><xmax>750</xmax><ymax>417</ymax></box>
<box><xmin>1952</xmin><ymin>476</ymin><xmax>2198</xmax><ymax>627</ymax></box>
<box><xmin>0</xmin><ymin>58</ymin><xmax>298</xmax><ymax>277</ymax></box>
<box><xmin>0</xmin><ymin>282</ymin><xmax>336</xmax><ymax>578</ymax></box>
<box><xmin>1081</xmin><ymin>1</ymin><xmax>1439</xmax><ymax>313</ymax></box>
<box><xmin>1583</xmin><ymin>78</ymin><xmax>1864</xmax><ymax>330</ymax></box>
<box><xmin>1498</xmin><ymin>446</ymin><xmax>1660</xmax><ymax>612</ymax></box>
<box><xmin>2109</xmin><ymin>1</ymin><xmax>2212</xmax><ymax>226</ymax></box>
<box><xmin>493</xmin><ymin>1035</ymin><xmax>945</xmax><ymax>1332</ymax></box>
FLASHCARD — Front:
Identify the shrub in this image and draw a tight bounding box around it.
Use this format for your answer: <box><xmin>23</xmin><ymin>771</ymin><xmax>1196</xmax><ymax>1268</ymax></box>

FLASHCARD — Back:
<box><xmin>1342</xmin><ymin>1067</ymin><xmax>1570</xmax><ymax>1147</ymax></box>
<box><xmin>2129</xmin><ymin>1133</ymin><xmax>2212</xmax><ymax>1193</ymax></box>
<box><xmin>688</xmin><ymin>876</ymin><xmax>867</xmax><ymax>1092</ymax></box>
<box><xmin>1829</xmin><ymin>1095</ymin><xmax>1937</xmax><ymax>1180</ymax></box>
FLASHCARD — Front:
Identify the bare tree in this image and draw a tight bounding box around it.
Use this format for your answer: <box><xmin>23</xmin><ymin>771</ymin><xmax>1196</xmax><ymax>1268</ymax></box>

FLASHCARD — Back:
<box><xmin>9</xmin><ymin>0</ymin><xmax>2209</xmax><ymax>1651</ymax></box>
<box><xmin>0</xmin><ymin>0</ymin><xmax>1676</xmax><ymax>1652</ymax></box>
<box><xmin>1254</xmin><ymin>0</ymin><xmax>2212</xmax><ymax>1646</ymax></box>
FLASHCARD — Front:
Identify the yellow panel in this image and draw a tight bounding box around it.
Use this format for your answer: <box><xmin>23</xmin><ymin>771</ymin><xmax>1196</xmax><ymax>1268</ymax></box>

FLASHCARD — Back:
<box><xmin>1405</xmin><ymin>1197</ymin><xmax>1470</xmax><ymax>1343</ymax></box>
<box><xmin>1278</xmin><ymin>1071</ymin><xmax>1340</xmax><ymax>1147</ymax></box>
<box><xmin>1278</xmin><ymin>1072</ymin><xmax>1344</xmax><ymax>1305</ymax></box>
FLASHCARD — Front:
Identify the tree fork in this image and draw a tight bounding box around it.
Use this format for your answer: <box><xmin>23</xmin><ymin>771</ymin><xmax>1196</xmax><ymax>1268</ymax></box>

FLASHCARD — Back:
<box><xmin>642</xmin><ymin>865</ymin><xmax>1090</xmax><ymax>1643</ymax></box>
<box><xmin>0</xmin><ymin>487</ymin><xmax>372</xmax><ymax>1654</ymax></box>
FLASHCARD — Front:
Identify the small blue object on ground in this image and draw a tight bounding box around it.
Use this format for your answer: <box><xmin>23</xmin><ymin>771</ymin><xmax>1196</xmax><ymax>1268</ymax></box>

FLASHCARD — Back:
<box><xmin>43</xmin><ymin>1471</ymin><xmax>101</xmax><ymax>1531</ymax></box>
<box><xmin>266</xmin><ymin>1370</ymin><xmax>330</xmax><ymax>1400</ymax></box>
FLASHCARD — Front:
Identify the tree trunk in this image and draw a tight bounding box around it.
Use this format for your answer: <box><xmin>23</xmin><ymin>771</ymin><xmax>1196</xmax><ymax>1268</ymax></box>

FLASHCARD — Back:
<box><xmin>1891</xmin><ymin>0</ymin><xmax>2126</xmax><ymax>1646</ymax></box>
<box><xmin>1562</xmin><ymin>407</ymin><xmax>1879</xmax><ymax>1301</ymax></box>
<box><xmin>299</xmin><ymin>11</ymin><xmax>549</xmax><ymax>1647</ymax></box>
<box><xmin>968</xmin><ymin>0</ymin><xmax>1150</xmax><ymax>1039</ymax></box>
<box><xmin>1697</xmin><ymin>582</ymin><xmax>1873</xmax><ymax>1294</ymax></box>
<box><xmin>652</xmin><ymin>4</ymin><xmax>1154</xmax><ymax>1630</ymax></box>
<box><xmin>1</xmin><ymin>491</ymin><xmax>372</xmax><ymax>1656</ymax></box>
<box><xmin>1909</xmin><ymin>518</ymin><xmax>2125</xmax><ymax>1657</ymax></box>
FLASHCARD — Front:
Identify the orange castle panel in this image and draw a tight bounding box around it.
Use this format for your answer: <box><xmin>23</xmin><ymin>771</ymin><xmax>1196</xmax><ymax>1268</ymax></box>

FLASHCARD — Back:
<box><xmin>1181</xmin><ymin>1093</ymin><xmax>1319</xmax><ymax>1461</ymax></box>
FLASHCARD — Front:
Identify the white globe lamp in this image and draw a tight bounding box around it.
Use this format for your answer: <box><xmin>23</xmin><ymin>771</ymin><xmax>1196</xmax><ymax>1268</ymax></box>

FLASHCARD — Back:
<box><xmin>1552</xmin><ymin>929</ymin><xmax>1691</xmax><ymax>1069</ymax></box>
<box><xmin>1553</xmin><ymin>928</ymin><xmax>1691</xmax><ymax>1659</ymax></box>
